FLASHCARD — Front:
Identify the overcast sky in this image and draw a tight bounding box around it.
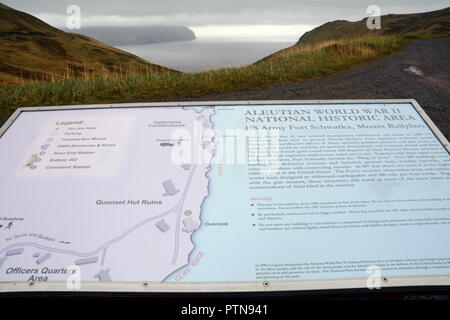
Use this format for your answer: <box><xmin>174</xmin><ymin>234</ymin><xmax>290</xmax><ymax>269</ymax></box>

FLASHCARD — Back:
<box><xmin>3</xmin><ymin>0</ymin><xmax>448</xmax><ymax>39</ymax></box>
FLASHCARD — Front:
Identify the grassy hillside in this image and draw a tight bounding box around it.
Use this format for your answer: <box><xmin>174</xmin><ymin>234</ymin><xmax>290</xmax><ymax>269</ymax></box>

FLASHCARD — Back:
<box><xmin>297</xmin><ymin>7</ymin><xmax>450</xmax><ymax>46</ymax></box>
<box><xmin>0</xmin><ymin>4</ymin><xmax>448</xmax><ymax>126</ymax></box>
<box><xmin>0</xmin><ymin>3</ymin><xmax>173</xmax><ymax>85</ymax></box>
<box><xmin>0</xmin><ymin>37</ymin><xmax>407</xmax><ymax>123</ymax></box>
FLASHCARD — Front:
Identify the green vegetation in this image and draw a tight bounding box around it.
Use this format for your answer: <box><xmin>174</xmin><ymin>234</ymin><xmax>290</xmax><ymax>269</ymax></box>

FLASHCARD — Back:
<box><xmin>0</xmin><ymin>37</ymin><xmax>408</xmax><ymax>122</ymax></box>
<box><xmin>297</xmin><ymin>7</ymin><xmax>450</xmax><ymax>46</ymax></box>
<box><xmin>0</xmin><ymin>2</ymin><xmax>449</xmax><ymax>125</ymax></box>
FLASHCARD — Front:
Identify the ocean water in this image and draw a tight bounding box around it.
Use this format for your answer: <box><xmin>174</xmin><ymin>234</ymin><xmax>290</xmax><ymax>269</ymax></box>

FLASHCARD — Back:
<box><xmin>117</xmin><ymin>38</ymin><xmax>296</xmax><ymax>73</ymax></box>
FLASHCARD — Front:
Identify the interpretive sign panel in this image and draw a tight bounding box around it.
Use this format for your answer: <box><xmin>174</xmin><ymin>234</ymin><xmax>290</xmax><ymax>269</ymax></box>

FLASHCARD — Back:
<box><xmin>0</xmin><ymin>100</ymin><xmax>449</xmax><ymax>293</ymax></box>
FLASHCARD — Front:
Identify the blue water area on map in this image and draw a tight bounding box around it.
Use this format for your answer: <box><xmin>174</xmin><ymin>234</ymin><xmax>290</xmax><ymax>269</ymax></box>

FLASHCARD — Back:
<box><xmin>166</xmin><ymin>103</ymin><xmax>450</xmax><ymax>282</ymax></box>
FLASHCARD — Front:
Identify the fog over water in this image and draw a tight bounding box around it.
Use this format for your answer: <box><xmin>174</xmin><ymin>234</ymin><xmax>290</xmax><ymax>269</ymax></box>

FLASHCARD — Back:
<box><xmin>117</xmin><ymin>38</ymin><xmax>297</xmax><ymax>73</ymax></box>
<box><xmin>6</xmin><ymin>0</ymin><xmax>446</xmax><ymax>73</ymax></box>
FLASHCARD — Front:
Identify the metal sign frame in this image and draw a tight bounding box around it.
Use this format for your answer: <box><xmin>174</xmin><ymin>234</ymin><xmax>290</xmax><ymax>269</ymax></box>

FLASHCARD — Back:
<box><xmin>0</xmin><ymin>99</ymin><xmax>449</xmax><ymax>294</ymax></box>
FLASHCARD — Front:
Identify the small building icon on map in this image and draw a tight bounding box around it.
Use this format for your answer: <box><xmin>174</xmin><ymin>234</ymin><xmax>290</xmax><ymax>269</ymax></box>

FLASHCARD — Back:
<box><xmin>162</xmin><ymin>180</ymin><xmax>179</xmax><ymax>196</ymax></box>
<box><xmin>156</xmin><ymin>220</ymin><xmax>170</xmax><ymax>233</ymax></box>
<box><xmin>95</xmin><ymin>269</ymin><xmax>112</xmax><ymax>282</ymax></box>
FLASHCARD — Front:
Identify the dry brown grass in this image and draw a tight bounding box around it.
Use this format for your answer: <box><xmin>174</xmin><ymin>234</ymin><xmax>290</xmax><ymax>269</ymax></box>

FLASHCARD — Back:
<box><xmin>0</xmin><ymin>37</ymin><xmax>408</xmax><ymax>123</ymax></box>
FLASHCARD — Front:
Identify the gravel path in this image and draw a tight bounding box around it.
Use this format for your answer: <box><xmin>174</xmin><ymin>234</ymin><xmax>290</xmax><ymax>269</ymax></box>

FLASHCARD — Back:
<box><xmin>192</xmin><ymin>38</ymin><xmax>450</xmax><ymax>138</ymax></box>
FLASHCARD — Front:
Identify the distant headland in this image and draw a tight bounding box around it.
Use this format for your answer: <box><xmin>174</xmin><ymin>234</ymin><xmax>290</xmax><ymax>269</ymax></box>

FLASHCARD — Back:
<box><xmin>62</xmin><ymin>26</ymin><xmax>197</xmax><ymax>46</ymax></box>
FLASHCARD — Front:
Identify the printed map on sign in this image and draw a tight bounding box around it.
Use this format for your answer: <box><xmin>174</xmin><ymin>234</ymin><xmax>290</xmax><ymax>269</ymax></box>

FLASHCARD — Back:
<box><xmin>0</xmin><ymin>103</ymin><xmax>449</xmax><ymax>284</ymax></box>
